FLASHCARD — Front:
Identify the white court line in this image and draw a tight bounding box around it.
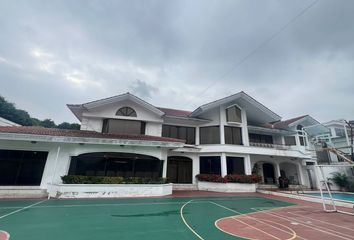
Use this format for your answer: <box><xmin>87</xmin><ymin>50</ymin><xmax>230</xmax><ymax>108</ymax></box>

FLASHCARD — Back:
<box><xmin>256</xmin><ymin>209</ymin><xmax>354</xmax><ymax>240</ymax></box>
<box><xmin>179</xmin><ymin>200</ymin><xmax>204</xmax><ymax>240</ymax></box>
<box><xmin>0</xmin><ymin>200</ymin><xmax>47</xmax><ymax>220</ymax></box>
<box><xmin>288</xmin><ymin>211</ymin><xmax>354</xmax><ymax>233</ymax></box>
<box><xmin>210</xmin><ymin>202</ymin><xmax>299</xmax><ymax>240</ymax></box>
<box><xmin>0</xmin><ymin>197</ymin><xmax>263</xmax><ymax>210</ymax></box>
<box><xmin>267</xmin><ymin>210</ymin><xmax>354</xmax><ymax>239</ymax></box>
<box><xmin>0</xmin><ymin>201</ymin><xmax>186</xmax><ymax>210</ymax></box>
<box><xmin>230</xmin><ymin>217</ymin><xmax>282</xmax><ymax>240</ymax></box>
<box><xmin>236</xmin><ymin>215</ymin><xmax>308</xmax><ymax>240</ymax></box>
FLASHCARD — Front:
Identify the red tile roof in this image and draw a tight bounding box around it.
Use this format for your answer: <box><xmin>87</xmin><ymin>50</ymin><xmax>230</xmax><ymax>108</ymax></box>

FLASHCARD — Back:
<box><xmin>0</xmin><ymin>126</ymin><xmax>185</xmax><ymax>143</ymax></box>
<box><xmin>272</xmin><ymin>115</ymin><xmax>308</xmax><ymax>129</ymax></box>
<box><xmin>157</xmin><ymin>107</ymin><xmax>192</xmax><ymax>117</ymax></box>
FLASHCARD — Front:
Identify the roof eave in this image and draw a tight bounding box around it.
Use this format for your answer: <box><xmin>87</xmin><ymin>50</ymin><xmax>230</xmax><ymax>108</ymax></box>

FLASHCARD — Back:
<box><xmin>189</xmin><ymin>92</ymin><xmax>281</xmax><ymax>122</ymax></box>
<box><xmin>82</xmin><ymin>93</ymin><xmax>165</xmax><ymax>117</ymax></box>
<box><xmin>66</xmin><ymin>104</ymin><xmax>84</xmax><ymax>121</ymax></box>
<box><xmin>163</xmin><ymin>115</ymin><xmax>211</xmax><ymax>122</ymax></box>
<box><xmin>0</xmin><ymin>132</ymin><xmax>184</xmax><ymax>148</ymax></box>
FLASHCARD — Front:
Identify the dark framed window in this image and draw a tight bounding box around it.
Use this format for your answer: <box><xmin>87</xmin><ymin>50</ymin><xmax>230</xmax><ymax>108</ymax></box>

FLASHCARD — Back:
<box><xmin>0</xmin><ymin>150</ymin><xmax>48</xmax><ymax>186</ymax></box>
<box><xmin>284</xmin><ymin>136</ymin><xmax>296</xmax><ymax>146</ymax></box>
<box><xmin>162</xmin><ymin>125</ymin><xmax>196</xmax><ymax>144</ymax></box>
<box><xmin>335</xmin><ymin>128</ymin><xmax>346</xmax><ymax>137</ymax></box>
<box><xmin>102</xmin><ymin>119</ymin><xmax>145</xmax><ymax>135</ymax></box>
<box><xmin>249</xmin><ymin>133</ymin><xmax>273</xmax><ymax>144</ymax></box>
<box><xmin>200</xmin><ymin>126</ymin><xmax>220</xmax><ymax>144</ymax></box>
<box><xmin>224</xmin><ymin>126</ymin><xmax>242</xmax><ymax>145</ymax></box>
<box><xmin>69</xmin><ymin>152</ymin><xmax>163</xmax><ymax>178</ymax></box>
<box><xmin>226</xmin><ymin>157</ymin><xmax>245</xmax><ymax>175</ymax></box>
<box><xmin>116</xmin><ymin>107</ymin><xmax>137</xmax><ymax>117</ymax></box>
<box><xmin>299</xmin><ymin>136</ymin><xmax>305</xmax><ymax>146</ymax></box>
<box><xmin>226</xmin><ymin>105</ymin><xmax>242</xmax><ymax>123</ymax></box>
<box><xmin>199</xmin><ymin>156</ymin><xmax>221</xmax><ymax>175</ymax></box>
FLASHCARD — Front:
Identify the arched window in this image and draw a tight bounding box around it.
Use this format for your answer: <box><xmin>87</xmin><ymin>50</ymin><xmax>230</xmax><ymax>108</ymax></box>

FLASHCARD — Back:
<box><xmin>116</xmin><ymin>107</ymin><xmax>137</xmax><ymax>117</ymax></box>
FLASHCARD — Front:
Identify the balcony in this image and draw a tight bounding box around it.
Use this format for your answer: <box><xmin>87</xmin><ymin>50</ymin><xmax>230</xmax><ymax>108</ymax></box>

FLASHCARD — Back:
<box><xmin>249</xmin><ymin>142</ymin><xmax>291</xmax><ymax>150</ymax></box>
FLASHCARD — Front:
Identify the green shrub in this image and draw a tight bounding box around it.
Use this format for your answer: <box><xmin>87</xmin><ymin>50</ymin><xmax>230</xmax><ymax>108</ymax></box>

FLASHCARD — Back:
<box><xmin>61</xmin><ymin>175</ymin><xmax>166</xmax><ymax>184</ymax></box>
<box><xmin>330</xmin><ymin>172</ymin><xmax>349</xmax><ymax>190</ymax></box>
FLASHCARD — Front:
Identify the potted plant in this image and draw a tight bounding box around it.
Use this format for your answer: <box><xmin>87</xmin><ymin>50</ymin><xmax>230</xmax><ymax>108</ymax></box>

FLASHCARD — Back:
<box><xmin>330</xmin><ymin>172</ymin><xmax>349</xmax><ymax>191</ymax></box>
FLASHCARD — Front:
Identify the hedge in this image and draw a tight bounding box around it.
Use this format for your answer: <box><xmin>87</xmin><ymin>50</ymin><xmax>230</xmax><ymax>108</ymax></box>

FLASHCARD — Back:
<box><xmin>61</xmin><ymin>175</ymin><xmax>167</xmax><ymax>184</ymax></box>
<box><xmin>196</xmin><ymin>174</ymin><xmax>261</xmax><ymax>183</ymax></box>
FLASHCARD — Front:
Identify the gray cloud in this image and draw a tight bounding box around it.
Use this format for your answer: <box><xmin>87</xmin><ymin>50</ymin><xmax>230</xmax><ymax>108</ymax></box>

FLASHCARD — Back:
<box><xmin>130</xmin><ymin>79</ymin><xmax>158</xmax><ymax>99</ymax></box>
<box><xmin>0</xmin><ymin>0</ymin><xmax>353</xmax><ymax>123</ymax></box>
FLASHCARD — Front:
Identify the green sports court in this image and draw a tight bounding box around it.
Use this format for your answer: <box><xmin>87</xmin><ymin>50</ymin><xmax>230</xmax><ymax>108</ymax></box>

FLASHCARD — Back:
<box><xmin>0</xmin><ymin>195</ymin><xmax>293</xmax><ymax>240</ymax></box>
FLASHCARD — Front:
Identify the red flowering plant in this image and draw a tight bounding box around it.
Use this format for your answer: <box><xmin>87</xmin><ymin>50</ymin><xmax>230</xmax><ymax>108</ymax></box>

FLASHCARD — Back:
<box><xmin>196</xmin><ymin>174</ymin><xmax>261</xmax><ymax>183</ymax></box>
<box><xmin>224</xmin><ymin>174</ymin><xmax>261</xmax><ymax>183</ymax></box>
<box><xmin>196</xmin><ymin>174</ymin><xmax>224</xmax><ymax>183</ymax></box>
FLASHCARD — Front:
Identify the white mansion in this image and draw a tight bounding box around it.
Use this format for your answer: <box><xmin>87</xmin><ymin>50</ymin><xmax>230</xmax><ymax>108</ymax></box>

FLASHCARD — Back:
<box><xmin>0</xmin><ymin>92</ymin><xmax>321</xmax><ymax>197</ymax></box>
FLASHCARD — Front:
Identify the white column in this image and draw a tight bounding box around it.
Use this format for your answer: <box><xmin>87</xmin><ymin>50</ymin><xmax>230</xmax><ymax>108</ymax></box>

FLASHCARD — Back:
<box><xmin>295</xmin><ymin>134</ymin><xmax>301</xmax><ymax>147</ymax></box>
<box><xmin>275</xmin><ymin>162</ymin><xmax>281</xmax><ymax>178</ymax></box>
<box><xmin>161</xmin><ymin>149</ymin><xmax>168</xmax><ymax>178</ymax></box>
<box><xmin>219</xmin><ymin>106</ymin><xmax>225</xmax><ymax>144</ymax></box>
<box><xmin>297</xmin><ymin>162</ymin><xmax>305</xmax><ymax>185</ymax></box>
<box><xmin>241</xmin><ymin>108</ymin><xmax>249</xmax><ymax>146</ymax></box>
<box><xmin>192</xmin><ymin>155</ymin><xmax>200</xmax><ymax>184</ymax></box>
<box><xmin>244</xmin><ymin>155</ymin><xmax>252</xmax><ymax>175</ymax></box>
<box><xmin>221</xmin><ymin>153</ymin><xmax>227</xmax><ymax>176</ymax></box>
<box><xmin>162</xmin><ymin>159</ymin><xmax>168</xmax><ymax>178</ymax></box>
<box><xmin>195</xmin><ymin>127</ymin><xmax>200</xmax><ymax>145</ymax></box>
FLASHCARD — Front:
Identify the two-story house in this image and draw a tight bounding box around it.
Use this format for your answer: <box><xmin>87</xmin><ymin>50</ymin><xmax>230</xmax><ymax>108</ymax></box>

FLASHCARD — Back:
<box><xmin>0</xmin><ymin>92</ymin><xmax>319</xmax><ymax>197</ymax></box>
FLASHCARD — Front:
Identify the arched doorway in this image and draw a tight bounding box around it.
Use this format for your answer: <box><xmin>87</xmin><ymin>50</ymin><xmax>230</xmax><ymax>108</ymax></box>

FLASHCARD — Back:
<box><xmin>167</xmin><ymin>156</ymin><xmax>192</xmax><ymax>184</ymax></box>
<box><xmin>262</xmin><ymin>163</ymin><xmax>275</xmax><ymax>184</ymax></box>
<box><xmin>68</xmin><ymin>152</ymin><xmax>163</xmax><ymax>178</ymax></box>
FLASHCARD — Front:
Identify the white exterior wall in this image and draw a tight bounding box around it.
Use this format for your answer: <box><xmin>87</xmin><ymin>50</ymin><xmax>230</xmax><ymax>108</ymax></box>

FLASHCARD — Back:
<box><xmin>80</xmin><ymin>117</ymin><xmax>103</xmax><ymax>131</ymax></box>
<box><xmin>82</xmin><ymin>100</ymin><xmax>163</xmax><ymax>123</ymax></box>
<box><xmin>145</xmin><ymin>122</ymin><xmax>162</xmax><ymax>137</ymax></box>
<box><xmin>80</xmin><ymin>99</ymin><xmax>163</xmax><ymax>134</ymax></box>
<box><xmin>0</xmin><ymin>139</ymin><xmax>167</xmax><ymax>191</ymax></box>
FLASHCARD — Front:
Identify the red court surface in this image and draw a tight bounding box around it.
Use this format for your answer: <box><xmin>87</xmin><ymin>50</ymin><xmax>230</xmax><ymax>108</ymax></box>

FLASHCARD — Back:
<box><xmin>175</xmin><ymin>191</ymin><xmax>354</xmax><ymax>240</ymax></box>
<box><xmin>0</xmin><ymin>231</ymin><xmax>10</xmax><ymax>240</ymax></box>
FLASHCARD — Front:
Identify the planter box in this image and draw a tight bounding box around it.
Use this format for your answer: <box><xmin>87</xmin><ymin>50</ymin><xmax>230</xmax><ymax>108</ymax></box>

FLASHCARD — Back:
<box><xmin>48</xmin><ymin>183</ymin><xmax>173</xmax><ymax>199</ymax></box>
<box><xmin>197</xmin><ymin>181</ymin><xmax>257</xmax><ymax>193</ymax></box>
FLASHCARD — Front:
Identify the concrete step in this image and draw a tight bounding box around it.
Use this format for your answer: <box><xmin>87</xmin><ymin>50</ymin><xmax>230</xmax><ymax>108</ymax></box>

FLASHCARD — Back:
<box><xmin>0</xmin><ymin>188</ymin><xmax>48</xmax><ymax>199</ymax></box>
<box><xmin>257</xmin><ymin>184</ymin><xmax>278</xmax><ymax>189</ymax></box>
<box><xmin>172</xmin><ymin>184</ymin><xmax>197</xmax><ymax>191</ymax></box>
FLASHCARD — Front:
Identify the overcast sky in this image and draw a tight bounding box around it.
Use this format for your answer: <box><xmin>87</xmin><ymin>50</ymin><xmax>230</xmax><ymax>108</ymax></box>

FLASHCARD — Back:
<box><xmin>0</xmin><ymin>0</ymin><xmax>353</xmax><ymax>124</ymax></box>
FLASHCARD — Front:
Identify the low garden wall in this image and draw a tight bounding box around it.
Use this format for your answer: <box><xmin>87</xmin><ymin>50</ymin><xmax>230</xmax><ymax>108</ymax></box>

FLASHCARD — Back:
<box><xmin>48</xmin><ymin>183</ymin><xmax>173</xmax><ymax>198</ymax></box>
<box><xmin>48</xmin><ymin>175</ymin><xmax>172</xmax><ymax>198</ymax></box>
<box><xmin>196</xmin><ymin>174</ymin><xmax>260</xmax><ymax>193</ymax></box>
<box><xmin>197</xmin><ymin>181</ymin><xmax>257</xmax><ymax>192</ymax></box>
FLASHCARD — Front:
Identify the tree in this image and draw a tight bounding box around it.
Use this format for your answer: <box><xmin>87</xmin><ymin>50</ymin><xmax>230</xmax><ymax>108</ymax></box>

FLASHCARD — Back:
<box><xmin>40</xmin><ymin>119</ymin><xmax>56</xmax><ymax>128</ymax></box>
<box><xmin>0</xmin><ymin>95</ymin><xmax>80</xmax><ymax>130</ymax></box>
<box><xmin>57</xmin><ymin>122</ymin><xmax>80</xmax><ymax>130</ymax></box>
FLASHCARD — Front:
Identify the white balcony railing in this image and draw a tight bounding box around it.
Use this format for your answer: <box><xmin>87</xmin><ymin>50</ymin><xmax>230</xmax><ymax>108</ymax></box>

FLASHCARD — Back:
<box><xmin>249</xmin><ymin>142</ymin><xmax>291</xmax><ymax>150</ymax></box>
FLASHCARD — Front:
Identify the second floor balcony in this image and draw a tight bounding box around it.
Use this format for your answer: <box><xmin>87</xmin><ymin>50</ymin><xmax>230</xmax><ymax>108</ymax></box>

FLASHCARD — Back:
<box><xmin>249</xmin><ymin>142</ymin><xmax>291</xmax><ymax>150</ymax></box>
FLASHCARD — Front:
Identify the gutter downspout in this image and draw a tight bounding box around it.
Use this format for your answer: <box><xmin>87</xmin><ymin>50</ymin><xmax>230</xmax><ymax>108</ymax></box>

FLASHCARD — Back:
<box><xmin>48</xmin><ymin>146</ymin><xmax>61</xmax><ymax>199</ymax></box>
